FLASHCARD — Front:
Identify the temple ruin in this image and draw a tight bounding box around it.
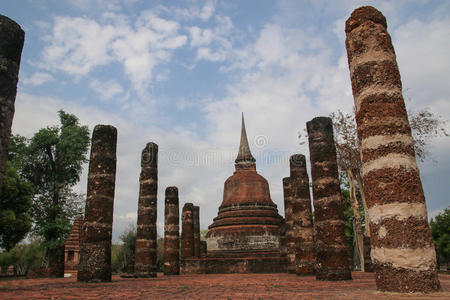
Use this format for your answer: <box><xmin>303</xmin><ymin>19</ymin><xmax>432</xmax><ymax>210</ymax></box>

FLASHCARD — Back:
<box><xmin>307</xmin><ymin>117</ymin><xmax>352</xmax><ymax>281</ymax></box>
<box><xmin>78</xmin><ymin>125</ymin><xmax>117</xmax><ymax>282</ymax></box>
<box><xmin>164</xmin><ymin>186</ymin><xmax>180</xmax><ymax>275</ymax></box>
<box><xmin>0</xmin><ymin>15</ymin><xmax>24</xmax><ymax>191</ymax></box>
<box><xmin>134</xmin><ymin>142</ymin><xmax>158</xmax><ymax>278</ymax></box>
<box><xmin>345</xmin><ymin>6</ymin><xmax>440</xmax><ymax>292</ymax></box>
<box><xmin>64</xmin><ymin>216</ymin><xmax>83</xmax><ymax>276</ymax></box>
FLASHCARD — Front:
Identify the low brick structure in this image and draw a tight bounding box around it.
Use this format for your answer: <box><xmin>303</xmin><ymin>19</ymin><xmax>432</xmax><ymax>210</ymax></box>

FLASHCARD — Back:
<box><xmin>64</xmin><ymin>216</ymin><xmax>83</xmax><ymax>276</ymax></box>
<box><xmin>0</xmin><ymin>15</ymin><xmax>24</xmax><ymax>190</ymax></box>
<box><xmin>345</xmin><ymin>6</ymin><xmax>440</xmax><ymax>292</ymax></box>
<box><xmin>307</xmin><ymin>117</ymin><xmax>352</xmax><ymax>281</ymax></box>
<box><xmin>49</xmin><ymin>244</ymin><xmax>65</xmax><ymax>278</ymax></box>
<box><xmin>135</xmin><ymin>143</ymin><xmax>158</xmax><ymax>278</ymax></box>
<box><xmin>78</xmin><ymin>125</ymin><xmax>117</xmax><ymax>282</ymax></box>
<box><xmin>164</xmin><ymin>186</ymin><xmax>179</xmax><ymax>275</ymax></box>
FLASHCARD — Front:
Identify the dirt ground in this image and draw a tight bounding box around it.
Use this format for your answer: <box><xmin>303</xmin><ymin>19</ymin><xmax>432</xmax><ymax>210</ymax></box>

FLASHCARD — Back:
<box><xmin>0</xmin><ymin>272</ymin><xmax>449</xmax><ymax>299</ymax></box>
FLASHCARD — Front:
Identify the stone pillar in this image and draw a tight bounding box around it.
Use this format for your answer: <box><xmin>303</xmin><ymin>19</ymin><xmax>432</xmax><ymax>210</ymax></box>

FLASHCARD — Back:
<box><xmin>200</xmin><ymin>241</ymin><xmax>207</xmax><ymax>257</ymax></box>
<box><xmin>78</xmin><ymin>125</ymin><xmax>117</xmax><ymax>282</ymax></box>
<box><xmin>307</xmin><ymin>117</ymin><xmax>352</xmax><ymax>281</ymax></box>
<box><xmin>181</xmin><ymin>203</ymin><xmax>194</xmax><ymax>259</ymax></box>
<box><xmin>283</xmin><ymin>177</ymin><xmax>295</xmax><ymax>273</ymax></box>
<box><xmin>49</xmin><ymin>244</ymin><xmax>65</xmax><ymax>278</ymax></box>
<box><xmin>289</xmin><ymin>154</ymin><xmax>315</xmax><ymax>276</ymax></box>
<box><xmin>134</xmin><ymin>142</ymin><xmax>158</xmax><ymax>278</ymax></box>
<box><xmin>0</xmin><ymin>15</ymin><xmax>24</xmax><ymax>190</ymax></box>
<box><xmin>363</xmin><ymin>236</ymin><xmax>373</xmax><ymax>272</ymax></box>
<box><xmin>345</xmin><ymin>6</ymin><xmax>440</xmax><ymax>292</ymax></box>
<box><xmin>193</xmin><ymin>206</ymin><xmax>201</xmax><ymax>258</ymax></box>
<box><xmin>164</xmin><ymin>186</ymin><xmax>179</xmax><ymax>275</ymax></box>
<box><xmin>279</xmin><ymin>218</ymin><xmax>287</xmax><ymax>258</ymax></box>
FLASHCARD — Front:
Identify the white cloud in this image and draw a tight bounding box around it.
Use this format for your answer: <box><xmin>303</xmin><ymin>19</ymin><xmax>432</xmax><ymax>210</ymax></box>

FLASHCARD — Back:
<box><xmin>90</xmin><ymin>79</ymin><xmax>124</xmax><ymax>101</ymax></box>
<box><xmin>172</xmin><ymin>1</ymin><xmax>216</xmax><ymax>21</ymax></box>
<box><xmin>188</xmin><ymin>26</ymin><xmax>213</xmax><ymax>47</ymax></box>
<box><xmin>38</xmin><ymin>11</ymin><xmax>187</xmax><ymax>96</ymax></box>
<box><xmin>22</xmin><ymin>72</ymin><xmax>54</xmax><ymax>86</ymax></box>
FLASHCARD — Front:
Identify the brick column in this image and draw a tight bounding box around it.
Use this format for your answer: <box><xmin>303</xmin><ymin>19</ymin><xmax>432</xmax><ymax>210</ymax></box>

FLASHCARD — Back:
<box><xmin>200</xmin><ymin>241</ymin><xmax>207</xmax><ymax>257</ymax></box>
<box><xmin>345</xmin><ymin>6</ymin><xmax>440</xmax><ymax>292</ymax></box>
<box><xmin>0</xmin><ymin>15</ymin><xmax>24</xmax><ymax>190</ymax></box>
<box><xmin>193</xmin><ymin>206</ymin><xmax>201</xmax><ymax>258</ymax></box>
<box><xmin>283</xmin><ymin>177</ymin><xmax>295</xmax><ymax>273</ymax></box>
<box><xmin>78</xmin><ymin>125</ymin><xmax>117</xmax><ymax>282</ymax></box>
<box><xmin>134</xmin><ymin>142</ymin><xmax>158</xmax><ymax>278</ymax></box>
<box><xmin>164</xmin><ymin>186</ymin><xmax>179</xmax><ymax>275</ymax></box>
<box><xmin>181</xmin><ymin>203</ymin><xmax>194</xmax><ymax>259</ymax></box>
<box><xmin>307</xmin><ymin>117</ymin><xmax>352</xmax><ymax>281</ymax></box>
<box><xmin>289</xmin><ymin>154</ymin><xmax>315</xmax><ymax>276</ymax></box>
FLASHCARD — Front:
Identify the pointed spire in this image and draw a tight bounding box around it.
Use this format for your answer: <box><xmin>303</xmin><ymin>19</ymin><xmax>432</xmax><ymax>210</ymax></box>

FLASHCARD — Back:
<box><xmin>235</xmin><ymin>113</ymin><xmax>256</xmax><ymax>166</ymax></box>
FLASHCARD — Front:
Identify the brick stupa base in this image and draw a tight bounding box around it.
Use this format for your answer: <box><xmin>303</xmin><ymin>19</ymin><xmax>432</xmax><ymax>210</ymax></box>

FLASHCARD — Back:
<box><xmin>181</xmin><ymin>251</ymin><xmax>287</xmax><ymax>274</ymax></box>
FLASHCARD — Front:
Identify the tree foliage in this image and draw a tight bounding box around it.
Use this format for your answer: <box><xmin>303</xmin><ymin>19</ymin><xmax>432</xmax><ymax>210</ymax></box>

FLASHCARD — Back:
<box><xmin>0</xmin><ymin>162</ymin><xmax>33</xmax><ymax>251</ymax></box>
<box><xmin>430</xmin><ymin>207</ymin><xmax>450</xmax><ymax>269</ymax></box>
<box><xmin>0</xmin><ymin>241</ymin><xmax>45</xmax><ymax>275</ymax></box>
<box><xmin>8</xmin><ymin>110</ymin><xmax>90</xmax><ymax>248</ymax></box>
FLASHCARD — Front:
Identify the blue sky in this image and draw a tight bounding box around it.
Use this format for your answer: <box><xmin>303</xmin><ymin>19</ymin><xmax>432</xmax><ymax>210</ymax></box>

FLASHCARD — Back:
<box><xmin>2</xmin><ymin>0</ymin><xmax>450</xmax><ymax>242</ymax></box>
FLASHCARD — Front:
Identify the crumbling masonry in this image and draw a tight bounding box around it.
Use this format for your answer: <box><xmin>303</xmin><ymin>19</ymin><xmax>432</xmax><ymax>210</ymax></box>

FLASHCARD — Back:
<box><xmin>289</xmin><ymin>154</ymin><xmax>315</xmax><ymax>276</ymax></box>
<box><xmin>0</xmin><ymin>15</ymin><xmax>24</xmax><ymax>190</ymax></box>
<box><xmin>307</xmin><ymin>117</ymin><xmax>352</xmax><ymax>281</ymax></box>
<box><xmin>193</xmin><ymin>206</ymin><xmax>201</xmax><ymax>258</ymax></box>
<box><xmin>181</xmin><ymin>203</ymin><xmax>195</xmax><ymax>259</ymax></box>
<box><xmin>134</xmin><ymin>142</ymin><xmax>158</xmax><ymax>277</ymax></box>
<box><xmin>78</xmin><ymin>125</ymin><xmax>117</xmax><ymax>282</ymax></box>
<box><xmin>282</xmin><ymin>177</ymin><xmax>295</xmax><ymax>273</ymax></box>
<box><xmin>164</xmin><ymin>186</ymin><xmax>180</xmax><ymax>275</ymax></box>
<box><xmin>345</xmin><ymin>6</ymin><xmax>440</xmax><ymax>292</ymax></box>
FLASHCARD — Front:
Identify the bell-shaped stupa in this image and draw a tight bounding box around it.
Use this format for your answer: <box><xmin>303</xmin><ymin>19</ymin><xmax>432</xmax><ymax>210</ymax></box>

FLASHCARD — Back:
<box><xmin>206</xmin><ymin>114</ymin><xmax>282</xmax><ymax>254</ymax></box>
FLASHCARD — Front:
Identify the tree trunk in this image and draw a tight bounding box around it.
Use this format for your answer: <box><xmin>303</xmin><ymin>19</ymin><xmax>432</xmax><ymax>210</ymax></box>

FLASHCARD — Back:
<box><xmin>347</xmin><ymin>169</ymin><xmax>365</xmax><ymax>272</ymax></box>
<box><xmin>355</xmin><ymin>172</ymin><xmax>370</xmax><ymax>237</ymax></box>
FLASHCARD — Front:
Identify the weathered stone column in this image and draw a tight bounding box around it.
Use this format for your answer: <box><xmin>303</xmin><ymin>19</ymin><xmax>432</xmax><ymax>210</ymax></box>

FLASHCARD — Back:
<box><xmin>283</xmin><ymin>177</ymin><xmax>295</xmax><ymax>273</ymax></box>
<box><xmin>0</xmin><ymin>15</ymin><xmax>24</xmax><ymax>190</ymax></box>
<box><xmin>200</xmin><ymin>241</ymin><xmax>207</xmax><ymax>257</ymax></box>
<box><xmin>345</xmin><ymin>6</ymin><xmax>440</xmax><ymax>292</ymax></box>
<box><xmin>307</xmin><ymin>117</ymin><xmax>352</xmax><ymax>281</ymax></box>
<box><xmin>181</xmin><ymin>203</ymin><xmax>194</xmax><ymax>259</ymax></box>
<box><xmin>363</xmin><ymin>236</ymin><xmax>373</xmax><ymax>272</ymax></box>
<box><xmin>279</xmin><ymin>218</ymin><xmax>287</xmax><ymax>258</ymax></box>
<box><xmin>164</xmin><ymin>186</ymin><xmax>179</xmax><ymax>275</ymax></box>
<box><xmin>49</xmin><ymin>244</ymin><xmax>65</xmax><ymax>278</ymax></box>
<box><xmin>193</xmin><ymin>206</ymin><xmax>201</xmax><ymax>258</ymax></box>
<box><xmin>289</xmin><ymin>154</ymin><xmax>315</xmax><ymax>276</ymax></box>
<box><xmin>134</xmin><ymin>142</ymin><xmax>158</xmax><ymax>278</ymax></box>
<box><xmin>78</xmin><ymin>125</ymin><xmax>117</xmax><ymax>282</ymax></box>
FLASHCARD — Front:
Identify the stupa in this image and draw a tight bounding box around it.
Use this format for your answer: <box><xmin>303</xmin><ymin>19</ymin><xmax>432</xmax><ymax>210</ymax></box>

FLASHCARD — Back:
<box><xmin>175</xmin><ymin>115</ymin><xmax>287</xmax><ymax>274</ymax></box>
<box><xmin>206</xmin><ymin>114</ymin><xmax>283</xmax><ymax>254</ymax></box>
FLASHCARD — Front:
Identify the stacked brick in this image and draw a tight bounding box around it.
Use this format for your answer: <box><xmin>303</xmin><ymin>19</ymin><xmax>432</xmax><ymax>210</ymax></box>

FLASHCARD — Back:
<box><xmin>0</xmin><ymin>15</ymin><xmax>24</xmax><ymax>190</ymax></box>
<box><xmin>289</xmin><ymin>154</ymin><xmax>315</xmax><ymax>276</ymax></box>
<box><xmin>345</xmin><ymin>6</ymin><xmax>440</xmax><ymax>292</ymax></box>
<box><xmin>134</xmin><ymin>142</ymin><xmax>158</xmax><ymax>278</ymax></box>
<box><xmin>164</xmin><ymin>186</ymin><xmax>180</xmax><ymax>275</ymax></box>
<box><xmin>49</xmin><ymin>244</ymin><xmax>65</xmax><ymax>278</ymax></box>
<box><xmin>193</xmin><ymin>205</ymin><xmax>201</xmax><ymax>258</ymax></box>
<box><xmin>307</xmin><ymin>117</ymin><xmax>352</xmax><ymax>281</ymax></box>
<box><xmin>282</xmin><ymin>177</ymin><xmax>295</xmax><ymax>273</ymax></box>
<box><xmin>181</xmin><ymin>203</ymin><xmax>195</xmax><ymax>259</ymax></box>
<box><xmin>78</xmin><ymin>125</ymin><xmax>117</xmax><ymax>282</ymax></box>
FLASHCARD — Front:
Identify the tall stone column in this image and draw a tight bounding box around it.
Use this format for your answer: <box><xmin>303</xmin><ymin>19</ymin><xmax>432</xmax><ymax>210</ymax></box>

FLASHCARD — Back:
<box><xmin>181</xmin><ymin>203</ymin><xmax>194</xmax><ymax>259</ymax></box>
<box><xmin>289</xmin><ymin>154</ymin><xmax>315</xmax><ymax>276</ymax></box>
<box><xmin>193</xmin><ymin>205</ymin><xmax>201</xmax><ymax>258</ymax></box>
<box><xmin>78</xmin><ymin>125</ymin><xmax>117</xmax><ymax>282</ymax></box>
<box><xmin>164</xmin><ymin>186</ymin><xmax>179</xmax><ymax>275</ymax></box>
<box><xmin>0</xmin><ymin>15</ymin><xmax>24</xmax><ymax>190</ymax></box>
<box><xmin>307</xmin><ymin>117</ymin><xmax>352</xmax><ymax>281</ymax></box>
<box><xmin>134</xmin><ymin>142</ymin><xmax>158</xmax><ymax>278</ymax></box>
<box><xmin>283</xmin><ymin>177</ymin><xmax>295</xmax><ymax>273</ymax></box>
<box><xmin>345</xmin><ymin>6</ymin><xmax>440</xmax><ymax>292</ymax></box>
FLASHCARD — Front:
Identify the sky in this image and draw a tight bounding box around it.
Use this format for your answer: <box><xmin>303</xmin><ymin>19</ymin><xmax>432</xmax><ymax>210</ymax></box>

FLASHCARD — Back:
<box><xmin>2</xmin><ymin>0</ymin><xmax>449</xmax><ymax>242</ymax></box>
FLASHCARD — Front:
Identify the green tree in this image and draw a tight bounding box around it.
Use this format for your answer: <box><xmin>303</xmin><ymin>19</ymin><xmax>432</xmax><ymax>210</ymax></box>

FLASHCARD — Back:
<box><xmin>430</xmin><ymin>207</ymin><xmax>450</xmax><ymax>270</ymax></box>
<box><xmin>10</xmin><ymin>111</ymin><xmax>89</xmax><ymax>258</ymax></box>
<box><xmin>0</xmin><ymin>161</ymin><xmax>33</xmax><ymax>251</ymax></box>
<box><xmin>112</xmin><ymin>225</ymin><xmax>136</xmax><ymax>273</ymax></box>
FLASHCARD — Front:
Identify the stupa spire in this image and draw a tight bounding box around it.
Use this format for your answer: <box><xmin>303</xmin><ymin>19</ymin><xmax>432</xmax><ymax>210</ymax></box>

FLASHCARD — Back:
<box><xmin>235</xmin><ymin>113</ymin><xmax>256</xmax><ymax>166</ymax></box>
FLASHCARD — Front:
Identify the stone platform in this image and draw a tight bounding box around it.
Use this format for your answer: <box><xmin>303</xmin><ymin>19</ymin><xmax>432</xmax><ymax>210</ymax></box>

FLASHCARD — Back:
<box><xmin>181</xmin><ymin>251</ymin><xmax>287</xmax><ymax>274</ymax></box>
<box><xmin>1</xmin><ymin>272</ymin><xmax>449</xmax><ymax>299</ymax></box>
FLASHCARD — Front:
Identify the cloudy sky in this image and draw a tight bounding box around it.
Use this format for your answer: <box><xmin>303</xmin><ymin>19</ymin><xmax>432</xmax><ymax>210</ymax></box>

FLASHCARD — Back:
<box><xmin>3</xmin><ymin>0</ymin><xmax>449</xmax><ymax>242</ymax></box>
